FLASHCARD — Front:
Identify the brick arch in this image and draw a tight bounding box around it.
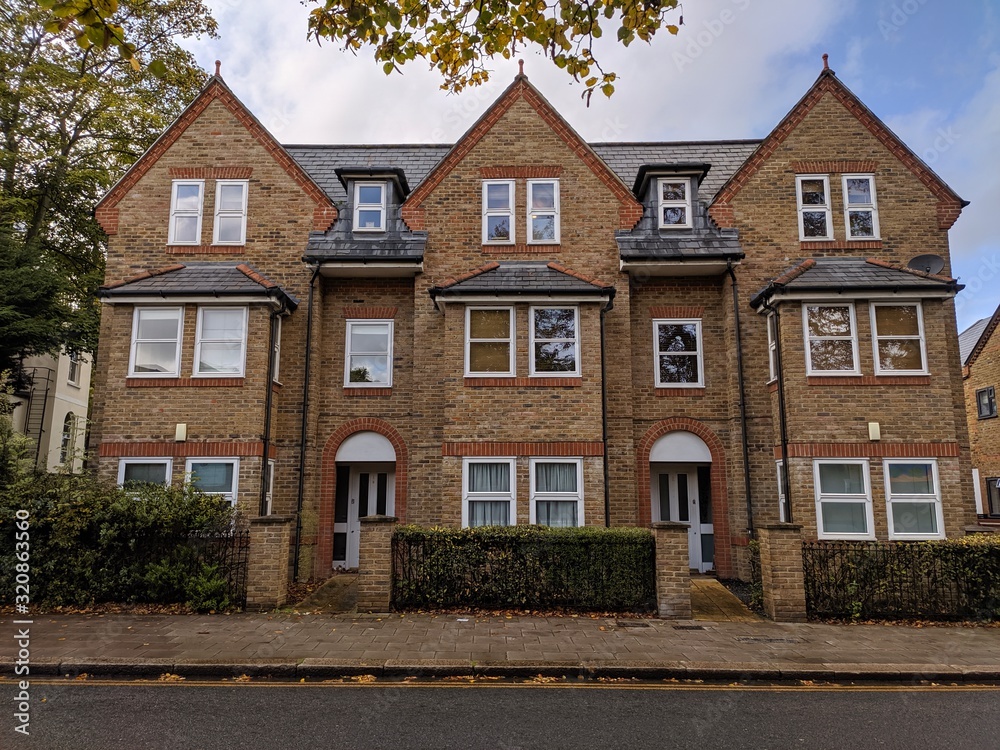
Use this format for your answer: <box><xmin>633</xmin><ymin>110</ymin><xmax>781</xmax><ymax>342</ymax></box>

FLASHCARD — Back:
<box><xmin>316</xmin><ymin>419</ymin><xmax>408</xmax><ymax>573</ymax></box>
<box><xmin>637</xmin><ymin>418</ymin><xmax>733</xmax><ymax>578</ymax></box>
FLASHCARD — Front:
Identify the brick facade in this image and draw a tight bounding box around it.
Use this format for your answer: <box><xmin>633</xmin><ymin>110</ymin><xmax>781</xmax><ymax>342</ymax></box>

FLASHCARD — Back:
<box><xmin>963</xmin><ymin>307</ymin><xmax>1000</xmax><ymax>520</ymax></box>
<box><xmin>89</xmin><ymin>67</ymin><xmax>975</xmax><ymax>597</ymax></box>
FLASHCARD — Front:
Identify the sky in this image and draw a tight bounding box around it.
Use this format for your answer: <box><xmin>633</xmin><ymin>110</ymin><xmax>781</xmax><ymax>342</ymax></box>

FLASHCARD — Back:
<box><xmin>180</xmin><ymin>0</ymin><xmax>1000</xmax><ymax>331</ymax></box>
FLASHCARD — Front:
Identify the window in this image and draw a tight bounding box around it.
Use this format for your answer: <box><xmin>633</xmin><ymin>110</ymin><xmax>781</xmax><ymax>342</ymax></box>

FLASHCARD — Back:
<box><xmin>466</xmin><ymin>307</ymin><xmax>515</xmax><ymax>376</ymax></box>
<box><xmin>977</xmin><ymin>387</ymin><xmax>998</xmax><ymax>419</ymax></box>
<box><xmin>657</xmin><ymin>177</ymin><xmax>692</xmax><ymax>228</ymax></box>
<box><xmin>345</xmin><ymin>320</ymin><xmax>393</xmax><ymax>387</ymax></box>
<box><xmin>271</xmin><ymin>316</ymin><xmax>282</xmax><ymax>383</ymax></box>
<box><xmin>194</xmin><ymin>307</ymin><xmax>247</xmax><ymax>377</ymax></box>
<box><xmin>353</xmin><ymin>182</ymin><xmax>386</xmax><ymax>232</ymax></box>
<box><xmin>168</xmin><ymin>180</ymin><xmax>204</xmax><ymax>245</ymax></box>
<box><xmin>59</xmin><ymin>413</ymin><xmax>76</xmax><ymax>464</ymax></box>
<box><xmin>776</xmin><ymin>460</ymin><xmax>788</xmax><ymax>522</ymax></box>
<box><xmin>463</xmin><ymin>458</ymin><xmax>515</xmax><ymax>527</ymax></box>
<box><xmin>766</xmin><ymin>313</ymin><xmax>778</xmax><ymax>382</ymax></box>
<box><xmin>482</xmin><ymin>180</ymin><xmax>515</xmax><ymax>244</ymax></box>
<box><xmin>986</xmin><ymin>477</ymin><xmax>1000</xmax><ymax>517</ymax></box>
<box><xmin>212</xmin><ymin>180</ymin><xmax>248</xmax><ymax>245</ymax></box>
<box><xmin>265</xmin><ymin>459</ymin><xmax>275</xmax><ymax>515</ymax></box>
<box><xmin>186</xmin><ymin>458</ymin><xmax>239</xmax><ymax>506</ymax></box>
<box><xmin>129</xmin><ymin>307</ymin><xmax>183</xmax><ymax>377</ymax></box>
<box><xmin>527</xmin><ymin>180</ymin><xmax>559</xmax><ymax>243</ymax></box>
<box><xmin>814</xmin><ymin>460</ymin><xmax>873</xmax><ymax>538</ymax></box>
<box><xmin>871</xmin><ymin>303</ymin><xmax>926</xmax><ymax>374</ymax></box>
<box><xmin>653</xmin><ymin>319</ymin><xmax>703</xmax><ymax>387</ymax></box>
<box><xmin>117</xmin><ymin>459</ymin><xmax>172</xmax><ymax>490</ymax></box>
<box><xmin>529</xmin><ymin>307</ymin><xmax>579</xmax><ymax>376</ymax></box>
<box><xmin>804</xmin><ymin>304</ymin><xmax>859</xmax><ymax>375</ymax></box>
<box><xmin>885</xmin><ymin>460</ymin><xmax>943</xmax><ymax>539</ymax></box>
<box><xmin>67</xmin><ymin>351</ymin><xmax>81</xmax><ymax>386</ymax></box>
<box><xmin>796</xmin><ymin>175</ymin><xmax>832</xmax><ymax>240</ymax></box>
<box><xmin>842</xmin><ymin>175</ymin><xmax>879</xmax><ymax>239</ymax></box>
<box><xmin>530</xmin><ymin>459</ymin><xmax>583</xmax><ymax>527</ymax></box>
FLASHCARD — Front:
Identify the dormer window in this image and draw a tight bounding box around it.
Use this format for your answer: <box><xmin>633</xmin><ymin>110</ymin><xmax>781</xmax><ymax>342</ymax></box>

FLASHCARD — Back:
<box><xmin>213</xmin><ymin>180</ymin><xmax>248</xmax><ymax>245</ymax></box>
<box><xmin>354</xmin><ymin>182</ymin><xmax>386</xmax><ymax>232</ymax></box>
<box><xmin>657</xmin><ymin>178</ymin><xmax>692</xmax><ymax>229</ymax></box>
<box><xmin>483</xmin><ymin>180</ymin><xmax>515</xmax><ymax>244</ymax></box>
<box><xmin>527</xmin><ymin>180</ymin><xmax>559</xmax><ymax>243</ymax></box>
<box><xmin>169</xmin><ymin>180</ymin><xmax>204</xmax><ymax>245</ymax></box>
<box><xmin>796</xmin><ymin>175</ymin><xmax>832</xmax><ymax>240</ymax></box>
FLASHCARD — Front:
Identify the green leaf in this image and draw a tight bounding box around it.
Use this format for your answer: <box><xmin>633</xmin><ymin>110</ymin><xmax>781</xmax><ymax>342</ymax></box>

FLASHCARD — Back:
<box><xmin>148</xmin><ymin>59</ymin><xmax>168</xmax><ymax>79</ymax></box>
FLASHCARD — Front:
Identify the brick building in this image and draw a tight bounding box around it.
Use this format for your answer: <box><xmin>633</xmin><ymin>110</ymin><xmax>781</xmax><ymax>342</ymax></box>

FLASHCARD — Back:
<box><xmin>960</xmin><ymin>304</ymin><xmax>1000</xmax><ymax>521</ymax></box>
<box><xmin>90</xmin><ymin>60</ymin><xmax>976</xmax><ymax>583</ymax></box>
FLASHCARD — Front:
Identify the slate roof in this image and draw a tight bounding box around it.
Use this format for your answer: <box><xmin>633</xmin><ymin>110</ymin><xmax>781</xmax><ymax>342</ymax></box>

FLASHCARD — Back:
<box><xmin>960</xmin><ymin>317</ymin><xmax>991</xmax><ymax>365</ymax></box>
<box><xmin>285</xmin><ymin>140</ymin><xmax>762</xmax><ymax>205</ymax></box>
<box><xmin>750</xmin><ymin>258</ymin><xmax>962</xmax><ymax>308</ymax></box>
<box><xmin>303</xmin><ymin>235</ymin><xmax>426</xmax><ymax>261</ymax></box>
<box><xmin>99</xmin><ymin>262</ymin><xmax>299</xmax><ymax>309</ymax></box>
<box><xmin>616</xmin><ymin>233</ymin><xmax>744</xmax><ymax>261</ymax></box>
<box><xmin>429</xmin><ymin>261</ymin><xmax>613</xmax><ymax>300</ymax></box>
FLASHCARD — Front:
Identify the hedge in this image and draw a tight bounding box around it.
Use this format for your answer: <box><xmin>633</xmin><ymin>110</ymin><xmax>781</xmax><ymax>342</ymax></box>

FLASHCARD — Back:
<box><xmin>392</xmin><ymin>524</ymin><xmax>656</xmax><ymax>612</ymax></box>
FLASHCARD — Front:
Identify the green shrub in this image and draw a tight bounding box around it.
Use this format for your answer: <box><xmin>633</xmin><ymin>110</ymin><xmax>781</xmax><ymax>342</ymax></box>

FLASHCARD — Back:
<box><xmin>392</xmin><ymin>524</ymin><xmax>656</xmax><ymax>612</ymax></box>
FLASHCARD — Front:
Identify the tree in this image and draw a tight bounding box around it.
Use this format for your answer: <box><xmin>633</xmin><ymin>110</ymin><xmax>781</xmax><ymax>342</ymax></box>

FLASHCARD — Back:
<box><xmin>0</xmin><ymin>0</ymin><xmax>217</xmax><ymax>361</ymax></box>
<box><xmin>307</xmin><ymin>0</ymin><xmax>682</xmax><ymax>101</ymax></box>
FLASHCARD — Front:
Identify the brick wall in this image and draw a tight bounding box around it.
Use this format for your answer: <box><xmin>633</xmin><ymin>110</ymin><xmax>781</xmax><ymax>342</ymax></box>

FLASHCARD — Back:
<box><xmin>965</xmin><ymin>318</ymin><xmax>1000</xmax><ymax>513</ymax></box>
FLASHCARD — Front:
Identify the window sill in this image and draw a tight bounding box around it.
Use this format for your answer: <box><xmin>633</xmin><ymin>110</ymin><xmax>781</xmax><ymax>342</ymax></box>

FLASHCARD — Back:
<box><xmin>807</xmin><ymin>375</ymin><xmax>931</xmax><ymax>386</ymax></box>
<box><xmin>977</xmin><ymin>413</ymin><xmax>999</xmax><ymax>421</ymax></box>
<box><xmin>127</xmin><ymin>377</ymin><xmax>244</xmax><ymax>387</ymax></box>
<box><xmin>767</xmin><ymin>381</ymin><xmax>779</xmax><ymax>393</ymax></box>
<box><xmin>343</xmin><ymin>387</ymin><xmax>393</xmax><ymax>397</ymax></box>
<box><xmin>464</xmin><ymin>377</ymin><xmax>582</xmax><ymax>387</ymax></box>
<box><xmin>655</xmin><ymin>387</ymin><xmax>705</xmax><ymax>397</ymax></box>
<box><xmin>799</xmin><ymin>240</ymin><xmax>883</xmax><ymax>250</ymax></box>
<box><xmin>166</xmin><ymin>244</ymin><xmax>245</xmax><ymax>255</ymax></box>
<box><xmin>481</xmin><ymin>243</ymin><xmax>559</xmax><ymax>254</ymax></box>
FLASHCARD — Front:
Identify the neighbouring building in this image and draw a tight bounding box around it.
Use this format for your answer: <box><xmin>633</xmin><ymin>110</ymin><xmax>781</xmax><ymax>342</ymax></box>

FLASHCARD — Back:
<box><xmin>960</xmin><ymin>304</ymin><xmax>1000</xmax><ymax>522</ymax></box>
<box><xmin>8</xmin><ymin>351</ymin><xmax>92</xmax><ymax>473</ymax></box>
<box><xmin>88</xmin><ymin>58</ymin><xmax>977</xmax><ymax>583</ymax></box>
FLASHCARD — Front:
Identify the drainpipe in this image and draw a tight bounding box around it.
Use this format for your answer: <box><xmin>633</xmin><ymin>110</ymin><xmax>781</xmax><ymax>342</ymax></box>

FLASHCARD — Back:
<box><xmin>292</xmin><ymin>264</ymin><xmax>321</xmax><ymax>580</ymax></box>
<box><xmin>763</xmin><ymin>299</ymin><xmax>793</xmax><ymax>523</ymax></box>
<box><xmin>726</xmin><ymin>262</ymin><xmax>755</xmax><ymax>538</ymax></box>
<box><xmin>599</xmin><ymin>293</ymin><xmax>615</xmax><ymax>527</ymax></box>
<box><xmin>259</xmin><ymin>298</ymin><xmax>287</xmax><ymax>516</ymax></box>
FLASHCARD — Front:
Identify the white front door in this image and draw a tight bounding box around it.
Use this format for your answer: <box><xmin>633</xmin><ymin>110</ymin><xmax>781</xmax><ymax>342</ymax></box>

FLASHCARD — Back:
<box><xmin>651</xmin><ymin>463</ymin><xmax>714</xmax><ymax>573</ymax></box>
<box><xmin>343</xmin><ymin>462</ymin><xmax>395</xmax><ymax>569</ymax></box>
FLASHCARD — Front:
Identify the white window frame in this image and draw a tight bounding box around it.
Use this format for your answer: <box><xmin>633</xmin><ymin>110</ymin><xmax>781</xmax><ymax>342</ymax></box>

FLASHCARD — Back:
<box><xmin>353</xmin><ymin>181</ymin><xmax>387</xmax><ymax>232</ymax></box>
<box><xmin>526</xmin><ymin>179</ymin><xmax>560</xmax><ymax>244</ymax></box>
<box><xmin>657</xmin><ymin>177</ymin><xmax>693</xmax><ymax>229</ymax></box>
<box><xmin>870</xmin><ymin>301</ymin><xmax>928</xmax><ymax>375</ymax></box>
<box><xmin>976</xmin><ymin>386</ymin><xmax>997</xmax><ymax>419</ymax></box>
<box><xmin>842</xmin><ymin>174</ymin><xmax>880</xmax><ymax>240</ymax></box>
<box><xmin>168</xmin><ymin>179</ymin><xmax>204</xmax><ymax>245</ymax></box>
<box><xmin>529</xmin><ymin>306</ymin><xmax>580</xmax><ymax>377</ymax></box>
<box><xmin>193</xmin><ymin>306</ymin><xmax>248</xmax><ymax>378</ymax></box>
<box><xmin>814</xmin><ymin>459</ymin><xmax>874</xmax><ymax>540</ymax></box>
<box><xmin>803</xmin><ymin>303</ymin><xmax>861</xmax><ymax>376</ymax></box>
<box><xmin>67</xmin><ymin>350</ymin><xmax>81</xmax><ymax>387</ymax></box>
<box><xmin>796</xmin><ymin>174</ymin><xmax>832</xmax><ymax>241</ymax></box>
<box><xmin>884</xmin><ymin>458</ymin><xmax>945</xmax><ymax>540</ymax></box>
<box><xmin>465</xmin><ymin>306</ymin><xmax>515</xmax><ymax>377</ymax></box>
<box><xmin>766</xmin><ymin>313</ymin><xmax>778</xmax><ymax>383</ymax></box>
<box><xmin>117</xmin><ymin>458</ymin><xmax>173</xmax><ymax>489</ymax></box>
<box><xmin>185</xmin><ymin>457</ymin><xmax>240</xmax><ymax>506</ymax></box>
<box><xmin>212</xmin><ymin>179</ymin><xmax>249</xmax><ymax>245</ymax></box>
<box><xmin>462</xmin><ymin>457</ymin><xmax>516</xmax><ymax>528</ymax></box>
<box><xmin>653</xmin><ymin>318</ymin><xmax>704</xmax><ymax>388</ymax></box>
<box><xmin>344</xmin><ymin>319</ymin><xmax>394</xmax><ymax>388</ymax></box>
<box><xmin>271</xmin><ymin>316</ymin><xmax>282</xmax><ymax>384</ymax></box>
<box><xmin>265</xmin><ymin>458</ymin><xmax>275</xmax><ymax>515</ymax></box>
<box><xmin>529</xmin><ymin>458</ymin><xmax>584</xmax><ymax>527</ymax></box>
<box><xmin>128</xmin><ymin>306</ymin><xmax>183</xmax><ymax>378</ymax></box>
<box><xmin>482</xmin><ymin>180</ymin><xmax>515</xmax><ymax>245</ymax></box>
<box><xmin>776</xmin><ymin>460</ymin><xmax>788</xmax><ymax>523</ymax></box>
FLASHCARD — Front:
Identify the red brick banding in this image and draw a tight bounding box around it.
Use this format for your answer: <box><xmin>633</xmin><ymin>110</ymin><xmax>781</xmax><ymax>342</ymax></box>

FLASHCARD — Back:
<box><xmin>800</xmin><ymin>240</ymin><xmax>883</xmax><ymax>251</ymax></box>
<box><xmin>168</xmin><ymin>167</ymin><xmax>253</xmax><ymax>179</ymax></box>
<box><xmin>441</xmin><ymin>442</ymin><xmax>604</xmax><ymax>457</ymax></box>
<box><xmin>126</xmin><ymin>377</ymin><xmax>244</xmax><ymax>388</ymax></box>
<box><xmin>99</xmin><ymin>441</ymin><xmax>275</xmax><ymax>458</ymax></box>
<box><xmin>773</xmin><ymin>442</ymin><xmax>960</xmax><ymax>459</ymax></box>
<box><xmin>791</xmin><ymin>160</ymin><xmax>878</xmax><ymax>173</ymax></box>
<box><xmin>165</xmin><ymin>245</ymin><xmax>245</xmax><ymax>255</ymax></box>
<box><xmin>479</xmin><ymin>166</ymin><xmax>563</xmax><ymax>178</ymax></box>
<box><xmin>655</xmin><ymin>388</ymin><xmax>706</xmax><ymax>397</ymax></box>
<box><xmin>342</xmin><ymin>306</ymin><xmax>398</xmax><ymax>319</ymax></box>
<box><xmin>649</xmin><ymin>306</ymin><xmax>705</xmax><ymax>319</ymax></box>
<box><xmin>343</xmin><ymin>388</ymin><xmax>393</xmax><ymax>397</ymax></box>
<box><xmin>464</xmin><ymin>377</ymin><xmax>582</xmax><ymax>388</ymax></box>
<box><xmin>481</xmin><ymin>243</ymin><xmax>560</xmax><ymax>254</ymax></box>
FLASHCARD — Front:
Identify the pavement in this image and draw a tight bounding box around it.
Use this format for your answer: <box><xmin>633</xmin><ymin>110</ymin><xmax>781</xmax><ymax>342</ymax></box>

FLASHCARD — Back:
<box><xmin>4</xmin><ymin>591</ymin><xmax>1000</xmax><ymax>683</ymax></box>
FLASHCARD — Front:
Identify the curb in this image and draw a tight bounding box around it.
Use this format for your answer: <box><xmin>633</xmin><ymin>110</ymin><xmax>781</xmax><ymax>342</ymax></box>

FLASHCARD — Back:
<box><xmin>5</xmin><ymin>659</ymin><xmax>999</xmax><ymax>683</ymax></box>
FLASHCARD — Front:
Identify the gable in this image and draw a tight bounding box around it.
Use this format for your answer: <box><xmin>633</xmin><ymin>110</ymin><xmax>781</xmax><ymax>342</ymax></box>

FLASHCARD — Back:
<box><xmin>709</xmin><ymin>68</ymin><xmax>967</xmax><ymax>231</ymax></box>
<box><xmin>95</xmin><ymin>77</ymin><xmax>337</xmax><ymax>235</ymax></box>
<box><xmin>400</xmin><ymin>74</ymin><xmax>643</xmax><ymax>232</ymax></box>
<box><xmin>965</xmin><ymin>304</ymin><xmax>1000</xmax><ymax>369</ymax></box>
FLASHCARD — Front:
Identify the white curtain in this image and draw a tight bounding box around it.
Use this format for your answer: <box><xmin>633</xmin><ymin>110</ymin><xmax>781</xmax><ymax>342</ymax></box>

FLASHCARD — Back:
<box><xmin>535</xmin><ymin>462</ymin><xmax>576</xmax><ymax>493</ymax></box>
<box><xmin>536</xmin><ymin>501</ymin><xmax>577</xmax><ymax>527</ymax></box>
<box><xmin>469</xmin><ymin>500</ymin><xmax>509</xmax><ymax>527</ymax></box>
<box><xmin>468</xmin><ymin>462</ymin><xmax>510</xmax><ymax>493</ymax></box>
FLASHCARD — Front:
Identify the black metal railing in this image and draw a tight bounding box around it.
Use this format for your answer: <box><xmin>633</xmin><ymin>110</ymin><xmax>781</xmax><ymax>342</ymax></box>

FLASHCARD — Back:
<box><xmin>802</xmin><ymin>540</ymin><xmax>1000</xmax><ymax>621</ymax></box>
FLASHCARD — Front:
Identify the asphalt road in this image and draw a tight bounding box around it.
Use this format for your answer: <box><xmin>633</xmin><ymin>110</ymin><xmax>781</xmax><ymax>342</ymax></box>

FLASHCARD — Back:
<box><xmin>6</xmin><ymin>680</ymin><xmax>1000</xmax><ymax>750</ymax></box>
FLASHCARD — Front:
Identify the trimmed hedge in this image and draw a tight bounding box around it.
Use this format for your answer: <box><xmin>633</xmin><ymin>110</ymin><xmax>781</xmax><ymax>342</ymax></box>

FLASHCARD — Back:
<box><xmin>802</xmin><ymin>536</ymin><xmax>1000</xmax><ymax>621</ymax></box>
<box><xmin>392</xmin><ymin>524</ymin><xmax>656</xmax><ymax>612</ymax></box>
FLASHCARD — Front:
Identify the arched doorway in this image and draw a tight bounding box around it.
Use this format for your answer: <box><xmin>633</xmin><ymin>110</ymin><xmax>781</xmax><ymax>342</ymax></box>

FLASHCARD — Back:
<box><xmin>333</xmin><ymin>431</ymin><xmax>396</xmax><ymax>569</ymax></box>
<box><xmin>650</xmin><ymin>431</ymin><xmax>714</xmax><ymax>573</ymax></box>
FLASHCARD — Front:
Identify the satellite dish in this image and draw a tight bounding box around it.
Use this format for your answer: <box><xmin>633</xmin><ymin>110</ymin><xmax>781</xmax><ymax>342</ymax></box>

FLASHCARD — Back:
<box><xmin>907</xmin><ymin>254</ymin><xmax>945</xmax><ymax>275</ymax></box>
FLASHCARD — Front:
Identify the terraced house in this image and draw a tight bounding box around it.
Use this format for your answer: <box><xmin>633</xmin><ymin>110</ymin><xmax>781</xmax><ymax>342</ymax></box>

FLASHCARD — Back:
<box><xmin>89</xmin><ymin>58</ymin><xmax>977</xmax><ymax>585</ymax></box>
<box><xmin>961</xmin><ymin>304</ymin><xmax>1000</xmax><ymax>522</ymax></box>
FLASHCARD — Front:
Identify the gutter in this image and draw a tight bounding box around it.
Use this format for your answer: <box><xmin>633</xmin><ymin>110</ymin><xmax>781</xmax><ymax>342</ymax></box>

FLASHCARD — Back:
<box><xmin>726</xmin><ymin>262</ymin><xmax>755</xmax><ymax>538</ymax></box>
<box><xmin>599</xmin><ymin>295</ymin><xmax>615</xmax><ymax>527</ymax></box>
<box><xmin>292</xmin><ymin>264</ymin><xmax>321</xmax><ymax>580</ymax></box>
